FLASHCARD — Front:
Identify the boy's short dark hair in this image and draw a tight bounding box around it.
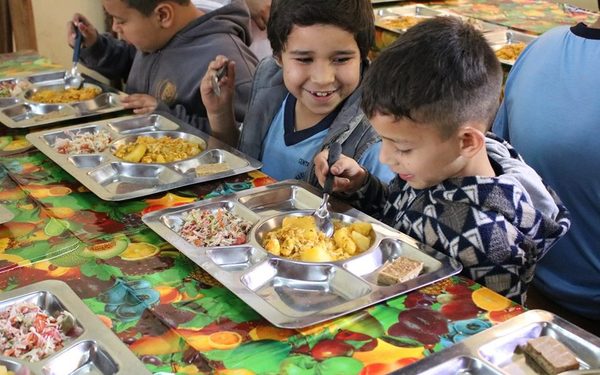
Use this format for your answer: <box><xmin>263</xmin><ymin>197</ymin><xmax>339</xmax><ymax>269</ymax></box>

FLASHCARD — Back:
<box><xmin>123</xmin><ymin>0</ymin><xmax>190</xmax><ymax>16</ymax></box>
<box><xmin>361</xmin><ymin>16</ymin><xmax>502</xmax><ymax>138</ymax></box>
<box><xmin>267</xmin><ymin>0</ymin><xmax>374</xmax><ymax>60</ymax></box>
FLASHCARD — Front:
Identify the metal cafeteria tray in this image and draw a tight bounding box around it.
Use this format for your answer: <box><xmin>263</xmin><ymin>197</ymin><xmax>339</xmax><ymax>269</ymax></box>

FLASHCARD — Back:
<box><xmin>396</xmin><ymin>309</ymin><xmax>600</xmax><ymax>375</ymax></box>
<box><xmin>375</xmin><ymin>5</ymin><xmax>506</xmax><ymax>34</ymax></box>
<box><xmin>487</xmin><ymin>29</ymin><xmax>538</xmax><ymax>65</ymax></box>
<box><xmin>142</xmin><ymin>180</ymin><xmax>462</xmax><ymax>328</ymax></box>
<box><xmin>0</xmin><ymin>280</ymin><xmax>150</xmax><ymax>375</ymax></box>
<box><xmin>0</xmin><ymin>71</ymin><xmax>125</xmax><ymax>129</ymax></box>
<box><xmin>26</xmin><ymin>113</ymin><xmax>262</xmax><ymax>201</ymax></box>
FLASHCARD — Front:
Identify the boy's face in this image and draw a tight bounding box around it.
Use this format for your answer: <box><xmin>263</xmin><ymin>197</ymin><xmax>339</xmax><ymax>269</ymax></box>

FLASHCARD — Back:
<box><xmin>103</xmin><ymin>0</ymin><xmax>164</xmax><ymax>53</ymax></box>
<box><xmin>278</xmin><ymin>24</ymin><xmax>361</xmax><ymax>124</ymax></box>
<box><xmin>371</xmin><ymin>113</ymin><xmax>466</xmax><ymax>190</ymax></box>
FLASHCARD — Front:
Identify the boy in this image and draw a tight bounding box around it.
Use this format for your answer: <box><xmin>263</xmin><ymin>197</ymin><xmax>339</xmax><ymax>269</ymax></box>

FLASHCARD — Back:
<box><xmin>68</xmin><ymin>0</ymin><xmax>258</xmax><ymax>132</ymax></box>
<box><xmin>314</xmin><ymin>17</ymin><xmax>570</xmax><ymax>304</ymax></box>
<box><xmin>200</xmin><ymin>0</ymin><xmax>394</xmax><ymax>187</ymax></box>
<box><xmin>493</xmin><ymin>0</ymin><xmax>600</xmax><ymax>321</ymax></box>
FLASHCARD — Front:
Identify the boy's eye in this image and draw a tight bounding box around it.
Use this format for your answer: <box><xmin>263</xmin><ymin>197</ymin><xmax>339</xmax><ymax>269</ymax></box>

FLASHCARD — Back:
<box><xmin>294</xmin><ymin>57</ymin><xmax>313</xmax><ymax>63</ymax></box>
<box><xmin>333</xmin><ymin>57</ymin><xmax>352</xmax><ymax>64</ymax></box>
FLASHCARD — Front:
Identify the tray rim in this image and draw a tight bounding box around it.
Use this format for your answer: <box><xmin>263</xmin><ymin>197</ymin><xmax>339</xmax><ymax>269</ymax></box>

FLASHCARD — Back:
<box><xmin>142</xmin><ymin>179</ymin><xmax>462</xmax><ymax>328</ymax></box>
<box><xmin>394</xmin><ymin>309</ymin><xmax>600</xmax><ymax>374</ymax></box>
<box><xmin>0</xmin><ymin>279</ymin><xmax>151</xmax><ymax>375</ymax></box>
<box><xmin>25</xmin><ymin>112</ymin><xmax>262</xmax><ymax>201</ymax></box>
<box><xmin>0</xmin><ymin>72</ymin><xmax>127</xmax><ymax>129</ymax></box>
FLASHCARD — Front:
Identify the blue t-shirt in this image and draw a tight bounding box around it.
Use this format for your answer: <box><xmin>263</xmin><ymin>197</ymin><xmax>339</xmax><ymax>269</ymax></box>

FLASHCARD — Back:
<box><xmin>492</xmin><ymin>23</ymin><xmax>600</xmax><ymax>319</ymax></box>
<box><xmin>262</xmin><ymin>95</ymin><xmax>394</xmax><ymax>183</ymax></box>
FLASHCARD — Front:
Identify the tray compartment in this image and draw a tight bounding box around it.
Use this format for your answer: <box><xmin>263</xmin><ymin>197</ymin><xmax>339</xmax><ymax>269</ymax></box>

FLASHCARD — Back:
<box><xmin>174</xmin><ymin>149</ymin><xmax>249</xmax><ymax>175</ymax></box>
<box><xmin>0</xmin><ymin>291</ymin><xmax>83</xmax><ymax>362</ymax></box>
<box><xmin>0</xmin><ymin>358</ymin><xmax>30</xmax><ymax>375</ymax></box>
<box><xmin>238</xmin><ymin>185</ymin><xmax>323</xmax><ymax>214</ymax></box>
<box><xmin>0</xmin><ymin>97</ymin><xmax>20</xmax><ymax>108</ymax></box>
<box><xmin>160</xmin><ymin>200</ymin><xmax>260</xmax><ymax>246</ymax></box>
<box><xmin>107</xmin><ymin>114</ymin><xmax>179</xmax><ymax>134</ymax></box>
<box><xmin>41</xmin><ymin>125</ymin><xmax>111</xmax><ymax>153</ymax></box>
<box><xmin>241</xmin><ymin>259</ymin><xmax>371</xmax><ymax>317</ymax></box>
<box><xmin>417</xmin><ymin>356</ymin><xmax>503</xmax><ymax>375</ymax></box>
<box><xmin>2</xmin><ymin>103</ymin><xmax>73</xmax><ymax>122</ymax></box>
<box><xmin>22</xmin><ymin>82</ymin><xmax>102</xmax><ymax>104</ymax></box>
<box><xmin>69</xmin><ymin>155</ymin><xmax>106</xmax><ymax>168</ymax></box>
<box><xmin>41</xmin><ymin>340</ymin><xmax>118</xmax><ymax>375</ymax></box>
<box><xmin>344</xmin><ymin>237</ymin><xmax>442</xmax><ymax>280</ymax></box>
<box><xmin>110</xmin><ymin>130</ymin><xmax>207</xmax><ymax>163</ymax></box>
<box><xmin>27</xmin><ymin>71</ymin><xmax>65</xmax><ymax>84</ymax></box>
<box><xmin>479</xmin><ymin>322</ymin><xmax>600</xmax><ymax>372</ymax></box>
<box><xmin>71</xmin><ymin>93</ymin><xmax>120</xmax><ymax>115</ymax></box>
<box><xmin>88</xmin><ymin>163</ymin><xmax>182</xmax><ymax>186</ymax></box>
<box><xmin>206</xmin><ymin>246</ymin><xmax>267</xmax><ymax>271</ymax></box>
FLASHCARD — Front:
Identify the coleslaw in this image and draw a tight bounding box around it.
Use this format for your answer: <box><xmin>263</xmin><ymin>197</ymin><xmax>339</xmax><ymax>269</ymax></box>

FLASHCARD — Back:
<box><xmin>178</xmin><ymin>208</ymin><xmax>253</xmax><ymax>247</ymax></box>
<box><xmin>54</xmin><ymin>129</ymin><xmax>112</xmax><ymax>154</ymax></box>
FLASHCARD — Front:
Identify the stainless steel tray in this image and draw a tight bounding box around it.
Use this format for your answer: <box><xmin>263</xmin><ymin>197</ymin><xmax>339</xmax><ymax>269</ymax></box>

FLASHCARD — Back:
<box><xmin>375</xmin><ymin>5</ymin><xmax>506</xmax><ymax>34</ymax></box>
<box><xmin>0</xmin><ymin>71</ymin><xmax>125</xmax><ymax>129</ymax></box>
<box><xmin>142</xmin><ymin>180</ymin><xmax>462</xmax><ymax>328</ymax></box>
<box><xmin>26</xmin><ymin>113</ymin><xmax>262</xmax><ymax>201</ymax></box>
<box><xmin>0</xmin><ymin>280</ymin><xmax>150</xmax><ymax>375</ymax></box>
<box><xmin>486</xmin><ymin>29</ymin><xmax>538</xmax><ymax>66</ymax></box>
<box><xmin>396</xmin><ymin>309</ymin><xmax>600</xmax><ymax>374</ymax></box>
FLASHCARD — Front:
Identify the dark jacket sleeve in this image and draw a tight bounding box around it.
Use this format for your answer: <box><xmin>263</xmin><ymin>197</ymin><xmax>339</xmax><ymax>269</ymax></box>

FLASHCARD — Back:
<box><xmin>79</xmin><ymin>33</ymin><xmax>137</xmax><ymax>81</ymax></box>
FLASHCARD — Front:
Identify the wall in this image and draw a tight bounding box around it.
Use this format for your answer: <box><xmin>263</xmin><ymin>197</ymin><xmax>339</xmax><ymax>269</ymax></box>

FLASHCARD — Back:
<box><xmin>31</xmin><ymin>0</ymin><xmax>108</xmax><ymax>82</ymax></box>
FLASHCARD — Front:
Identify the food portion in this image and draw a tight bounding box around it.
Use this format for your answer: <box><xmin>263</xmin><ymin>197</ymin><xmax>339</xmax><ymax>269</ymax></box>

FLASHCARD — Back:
<box><xmin>377</xmin><ymin>16</ymin><xmax>426</xmax><ymax>31</ymax></box>
<box><xmin>196</xmin><ymin>162</ymin><xmax>231</xmax><ymax>176</ymax></box>
<box><xmin>262</xmin><ymin>216</ymin><xmax>373</xmax><ymax>262</ymax></box>
<box><xmin>522</xmin><ymin>336</ymin><xmax>579</xmax><ymax>375</ymax></box>
<box><xmin>30</xmin><ymin>87</ymin><xmax>101</xmax><ymax>103</ymax></box>
<box><xmin>495</xmin><ymin>42</ymin><xmax>526</xmax><ymax>61</ymax></box>
<box><xmin>0</xmin><ymin>365</ymin><xmax>15</xmax><ymax>375</ymax></box>
<box><xmin>0</xmin><ymin>79</ymin><xmax>32</xmax><ymax>97</ymax></box>
<box><xmin>0</xmin><ymin>302</ymin><xmax>72</xmax><ymax>362</ymax></box>
<box><xmin>377</xmin><ymin>256</ymin><xmax>424</xmax><ymax>285</ymax></box>
<box><xmin>113</xmin><ymin>135</ymin><xmax>203</xmax><ymax>163</ymax></box>
<box><xmin>54</xmin><ymin>129</ymin><xmax>113</xmax><ymax>154</ymax></box>
<box><xmin>178</xmin><ymin>207</ymin><xmax>253</xmax><ymax>247</ymax></box>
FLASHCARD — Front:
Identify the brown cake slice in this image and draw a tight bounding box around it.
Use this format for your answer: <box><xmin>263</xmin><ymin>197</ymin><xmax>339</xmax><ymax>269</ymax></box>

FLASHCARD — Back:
<box><xmin>377</xmin><ymin>256</ymin><xmax>424</xmax><ymax>285</ymax></box>
<box><xmin>522</xmin><ymin>336</ymin><xmax>579</xmax><ymax>375</ymax></box>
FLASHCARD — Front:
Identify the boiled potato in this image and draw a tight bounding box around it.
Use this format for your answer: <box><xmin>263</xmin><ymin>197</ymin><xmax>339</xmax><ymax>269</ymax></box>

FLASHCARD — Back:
<box><xmin>122</xmin><ymin>143</ymin><xmax>147</xmax><ymax>162</ymax></box>
<box><xmin>301</xmin><ymin>245</ymin><xmax>333</xmax><ymax>262</ymax></box>
<box><xmin>282</xmin><ymin>216</ymin><xmax>316</xmax><ymax>230</ymax></box>
<box><xmin>350</xmin><ymin>222</ymin><xmax>373</xmax><ymax>236</ymax></box>
<box><xmin>351</xmin><ymin>230</ymin><xmax>371</xmax><ymax>252</ymax></box>
<box><xmin>264</xmin><ymin>238</ymin><xmax>280</xmax><ymax>256</ymax></box>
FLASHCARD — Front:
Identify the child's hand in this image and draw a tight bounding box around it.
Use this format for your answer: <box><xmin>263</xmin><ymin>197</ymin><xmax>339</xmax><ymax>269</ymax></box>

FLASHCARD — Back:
<box><xmin>67</xmin><ymin>13</ymin><xmax>98</xmax><ymax>49</ymax></box>
<box><xmin>121</xmin><ymin>94</ymin><xmax>158</xmax><ymax>114</ymax></box>
<box><xmin>200</xmin><ymin>55</ymin><xmax>236</xmax><ymax>116</ymax></box>
<box><xmin>314</xmin><ymin>148</ymin><xmax>369</xmax><ymax>194</ymax></box>
<box><xmin>246</xmin><ymin>0</ymin><xmax>271</xmax><ymax>31</ymax></box>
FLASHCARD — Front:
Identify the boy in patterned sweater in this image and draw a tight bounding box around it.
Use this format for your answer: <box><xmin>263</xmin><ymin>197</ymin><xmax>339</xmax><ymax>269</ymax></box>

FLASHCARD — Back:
<box><xmin>314</xmin><ymin>17</ymin><xmax>570</xmax><ymax>304</ymax></box>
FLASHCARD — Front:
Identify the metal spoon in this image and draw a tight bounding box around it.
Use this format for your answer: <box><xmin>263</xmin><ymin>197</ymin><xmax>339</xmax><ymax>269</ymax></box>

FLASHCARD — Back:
<box><xmin>313</xmin><ymin>141</ymin><xmax>342</xmax><ymax>237</ymax></box>
<box><xmin>65</xmin><ymin>26</ymin><xmax>84</xmax><ymax>90</ymax></box>
<box><xmin>211</xmin><ymin>61</ymin><xmax>229</xmax><ymax>97</ymax></box>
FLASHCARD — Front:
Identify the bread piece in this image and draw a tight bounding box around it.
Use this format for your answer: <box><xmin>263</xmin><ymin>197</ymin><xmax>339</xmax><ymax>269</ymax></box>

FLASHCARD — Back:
<box><xmin>377</xmin><ymin>256</ymin><xmax>424</xmax><ymax>285</ymax></box>
<box><xmin>522</xmin><ymin>336</ymin><xmax>579</xmax><ymax>375</ymax></box>
<box><xmin>196</xmin><ymin>162</ymin><xmax>231</xmax><ymax>176</ymax></box>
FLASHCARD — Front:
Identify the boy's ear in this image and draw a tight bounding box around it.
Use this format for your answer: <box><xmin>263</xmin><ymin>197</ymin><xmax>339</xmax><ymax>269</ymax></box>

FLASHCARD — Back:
<box><xmin>154</xmin><ymin>3</ymin><xmax>175</xmax><ymax>28</ymax></box>
<box><xmin>458</xmin><ymin>126</ymin><xmax>486</xmax><ymax>158</ymax></box>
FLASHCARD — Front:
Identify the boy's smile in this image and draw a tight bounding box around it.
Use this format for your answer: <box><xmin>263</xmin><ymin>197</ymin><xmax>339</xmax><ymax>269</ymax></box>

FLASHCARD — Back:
<box><xmin>278</xmin><ymin>24</ymin><xmax>361</xmax><ymax>130</ymax></box>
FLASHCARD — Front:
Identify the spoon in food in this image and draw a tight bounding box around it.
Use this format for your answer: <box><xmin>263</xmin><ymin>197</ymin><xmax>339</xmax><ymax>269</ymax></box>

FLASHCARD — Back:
<box><xmin>64</xmin><ymin>26</ymin><xmax>84</xmax><ymax>90</ymax></box>
<box><xmin>313</xmin><ymin>141</ymin><xmax>342</xmax><ymax>237</ymax></box>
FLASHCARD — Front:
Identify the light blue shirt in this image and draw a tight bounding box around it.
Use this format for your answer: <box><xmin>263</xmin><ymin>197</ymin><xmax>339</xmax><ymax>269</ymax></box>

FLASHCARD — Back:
<box><xmin>261</xmin><ymin>97</ymin><xmax>395</xmax><ymax>183</ymax></box>
<box><xmin>492</xmin><ymin>23</ymin><xmax>600</xmax><ymax>319</ymax></box>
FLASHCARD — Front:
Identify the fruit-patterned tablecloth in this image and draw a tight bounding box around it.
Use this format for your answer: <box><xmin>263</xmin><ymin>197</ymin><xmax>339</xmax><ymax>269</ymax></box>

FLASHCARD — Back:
<box><xmin>374</xmin><ymin>0</ymin><xmax>599</xmax><ymax>52</ymax></box>
<box><xmin>0</xmin><ymin>148</ymin><xmax>525</xmax><ymax>374</ymax></box>
<box><xmin>0</xmin><ymin>50</ymin><xmax>63</xmax><ymax>79</ymax></box>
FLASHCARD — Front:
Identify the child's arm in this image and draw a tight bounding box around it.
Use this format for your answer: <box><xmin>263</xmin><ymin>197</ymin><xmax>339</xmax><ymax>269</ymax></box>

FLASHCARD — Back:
<box><xmin>121</xmin><ymin>94</ymin><xmax>157</xmax><ymax>115</ymax></box>
<box><xmin>200</xmin><ymin>56</ymin><xmax>239</xmax><ymax>147</ymax></box>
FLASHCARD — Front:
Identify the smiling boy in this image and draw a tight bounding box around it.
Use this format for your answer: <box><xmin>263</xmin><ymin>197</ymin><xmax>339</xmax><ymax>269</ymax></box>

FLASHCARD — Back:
<box><xmin>314</xmin><ymin>17</ymin><xmax>571</xmax><ymax>304</ymax></box>
<box><xmin>200</xmin><ymin>0</ymin><xmax>394</xmax><ymax>187</ymax></box>
<box><xmin>68</xmin><ymin>0</ymin><xmax>257</xmax><ymax>131</ymax></box>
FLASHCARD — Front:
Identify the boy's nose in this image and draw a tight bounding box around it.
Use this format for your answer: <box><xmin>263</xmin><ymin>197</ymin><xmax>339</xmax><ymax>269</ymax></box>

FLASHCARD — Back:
<box><xmin>379</xmin><ymin>141</ymin><xmax>396</xmax><ymax>165</ymax></box>
<box><xmin>310</xmin><ymin>63</ymin><xmax>335</xmax><ymax>85</ymax></box>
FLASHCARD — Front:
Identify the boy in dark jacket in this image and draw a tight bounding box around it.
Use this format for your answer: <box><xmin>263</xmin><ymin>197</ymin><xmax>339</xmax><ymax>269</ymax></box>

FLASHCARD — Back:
<box><xmin>200</xmin><ymin>0</ymin><xmax>394</xmax><ymax>186</ymax></box>
<box><xmin>314</xmin><ymin>17</ymin><xmax>571</xmax><ymax>304</ymax></box>
<box><xmin>68</xmin><ymin>0</ymin><xmax>258</xmax><ymax>132</ymax></box>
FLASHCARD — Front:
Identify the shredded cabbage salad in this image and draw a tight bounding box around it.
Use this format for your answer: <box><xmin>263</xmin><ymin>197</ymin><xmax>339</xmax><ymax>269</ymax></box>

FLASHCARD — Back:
<box><xmin>0</xmin><ymin>303</ymin><xmax>71</xmax><ymax>362</ymax></box>
<box><xmin>178</xmin><ymin>208</ymin><xmax>253</xmax><ymax>247</ymax></box>
<box><xmin>54</xmin><ymin>129</ymin><xmax>112</xmax><ymax>154</ymax></box>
